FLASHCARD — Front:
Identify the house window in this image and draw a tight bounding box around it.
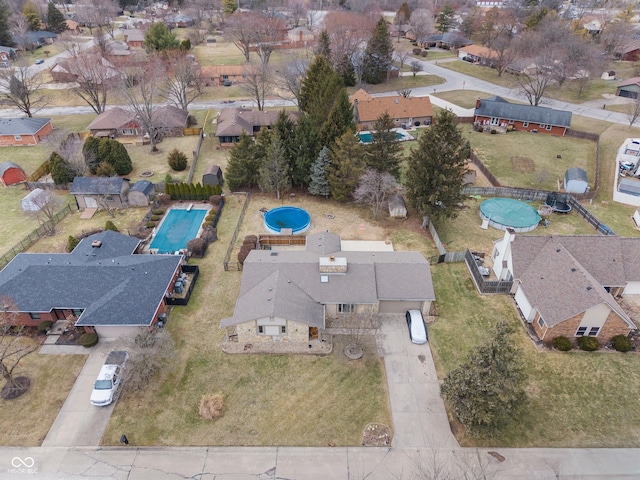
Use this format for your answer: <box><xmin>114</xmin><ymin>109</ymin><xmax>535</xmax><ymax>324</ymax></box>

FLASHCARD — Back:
<box><xmin>540</xmin><ymin>124</ymin><xmax>546</xmax><ymax>129</ymax></box>
<box><xmin>523</xmin><ymin>122</ymin><xmax>529</xmax><ymax>127</ymax></box>
<box><xmin>258</xmin><ymin>325</ymin><xmax>264</xmax><ymax>334</ymax></box>
<box><xmin>13</xmin><ymin>135</ymin><xmax>21</xmax><ymax>141</ymax></box>
<box><xmin>509</xmin><ymin>119</ymin><xmax>514</xmax><ymax>124</ymax></box>
<box><xmin>105</xmin><ymin>195</ymin><xmax>114</xmax><ymax>201</ymax></box>
<box><xmin>281</xmin><ymin>325</ymin><xmax>286</xmax><ymax>334</ymax></box>
<box><xmin>72</xmin><ymin>309</ymin><xmax>83</xmax><ymax>317</ymax></box>
<box><xmin>576</xmin><ymin>326</ymin><xmax>587</xmax><ymax>336</ymax></box>
<box><xmin>546</xmin><ymin>124</ymin><xmax>552</xmax><ymax>131</ymax></box>
<box><xmin>123</xmin><ymin>128</ymin><xmax>133</xmax><ymax>135</ymax></box>
<box><xmin>588</xmin><ymin>327</ymin><xmax>600</xmax><ymax>336</ymax></box>
<box><xmin>538</xmin><ymin>317</ymin><xmax>545</xmax><ymax>328</ymax></box>
<box><xmin>29</xmin><ymin>312</ymin><xmax>41</xmax><ymax>320</ymax></box>
<box><xmin>337</xmin><ymin>303</ymin><xmax>355</xmax><ymax>314</ymax></box>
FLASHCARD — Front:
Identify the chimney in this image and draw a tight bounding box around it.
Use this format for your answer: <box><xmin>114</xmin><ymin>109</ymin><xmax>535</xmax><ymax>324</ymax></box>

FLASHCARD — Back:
<box><xmin>475</xmin><ymin>97</ymin><xmax>481</xmax><ymax>109</ymax></box>
<box><xmin>91</xmin><ymin>240</ymin><xmax>102</xmax><ymax>248</ymax></box>
<box><xmin>505</xmin><ymin>227</ymin><xmax>516</xmax><ymax>243</ymax></box>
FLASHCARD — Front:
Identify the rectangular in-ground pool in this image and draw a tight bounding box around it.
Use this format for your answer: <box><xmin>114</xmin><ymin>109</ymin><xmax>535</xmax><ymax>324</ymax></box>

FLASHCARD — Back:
<box><xmin>150</xmin><ymin>207</ymin><xmax>208</xmax><ymax>254</ymax></box>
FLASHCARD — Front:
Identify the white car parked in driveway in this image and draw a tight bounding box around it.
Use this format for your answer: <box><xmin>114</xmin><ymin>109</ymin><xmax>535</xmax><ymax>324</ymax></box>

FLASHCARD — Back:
<box><xmin>405</xmin><ymin>310</ymin><xmax>428</xmax><ymax>345</ymax></box>
<box><xmin>90</xmin><ymin>351</ymin><xmax>128</xmax><ymax>406</ymax></box>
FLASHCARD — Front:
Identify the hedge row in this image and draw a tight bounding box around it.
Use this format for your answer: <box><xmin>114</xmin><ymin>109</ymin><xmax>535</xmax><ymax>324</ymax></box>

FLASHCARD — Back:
<box><xmin>165</xmin><ymin>182</ymin><xmax>222</xmax><ymax>201</ymax></box>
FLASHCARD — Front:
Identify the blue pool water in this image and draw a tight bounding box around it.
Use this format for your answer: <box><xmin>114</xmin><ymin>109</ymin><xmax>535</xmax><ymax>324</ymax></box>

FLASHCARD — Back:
<box><xmin>150</xmin><ymin>208</ymin><xmax>208</xmax><ymax>253</ymax></box>
<box><xmin>264</xmin><ymin>206</ymin><xmax>311</xmax><ymax>234</ymax></box>
<box><xmin>358</xmin><ymin>131</ymin><xmax>404</xmax><ymax>143</ymax></box>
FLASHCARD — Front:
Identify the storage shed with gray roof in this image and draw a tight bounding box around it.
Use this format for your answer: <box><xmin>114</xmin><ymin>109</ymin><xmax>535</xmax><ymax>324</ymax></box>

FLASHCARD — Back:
<box><xmin>71</xmin><ymin>177</ymin><xmax>130</xmax><ymax>210</ymax></box>
<box><xmin>474</xmin><ymin>96</ymin><xmax>572</xmax><ymax>136</ymax></box>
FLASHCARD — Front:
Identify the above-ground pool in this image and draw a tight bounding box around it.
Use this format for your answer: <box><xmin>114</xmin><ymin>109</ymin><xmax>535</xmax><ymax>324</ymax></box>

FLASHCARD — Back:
<box><xmin>264</xmin><ymin>206</ymin><xmax>311</xmax><ymax>234</ymax></box>
<box><xmin>479</xmin><ymin>198</ymin><xmax>541</xmax><ymax>233</ymax></box>
<box><xmin>150</xmin><ymin>207</ymin><xmax>208</xmax><ymax>253</ymax></box>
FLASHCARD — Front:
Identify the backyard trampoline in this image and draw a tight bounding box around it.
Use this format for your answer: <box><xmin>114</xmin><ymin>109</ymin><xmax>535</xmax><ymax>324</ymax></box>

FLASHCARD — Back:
<box><xmin>545</xmin><ymin>193</ymin><xmax>572</xmax><ymax>213</ymax></box>
<box><xmin>479</xmin><ymin>198</ymin><xmax>541</xmax><ymax>232</ymax></box>
<box><xmin>264</xmin><ymin>206</ymin><xmax>311</xmax><ymax>234</ymax></box>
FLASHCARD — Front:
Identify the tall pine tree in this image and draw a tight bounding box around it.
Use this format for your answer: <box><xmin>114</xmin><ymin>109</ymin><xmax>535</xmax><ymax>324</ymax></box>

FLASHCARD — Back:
<box><xmin>315</xmin><ymin>30</ymin><xmax>331</xmax><ymax>59</ymax></box>
<box><xmin>308</xmin><ymin>146</ymin><xmax>331</xmax><ymax>197</ymax></box>
<box><xmin>0</xmin><ymin>1</ymin><xmax>12</xmax><ymax>46</ymax></box>
<box><xmin>298</xmin><ymin>55</ymin><xmax>344</xmax><ymax>130</ymax></box>
<box><xmin>292</xmin><ymin>114</ymin><xmax>318</xmax><ymax>188</ymax></box>
<box><xmin>362</xmin><ymin>17</ymin><xmax>394</xmax><ymax>85</ymax></box>
<box><xmin>226</xmin><ymin>132</ymin><xmax>259</xmax><ymax>190</ymax></box>
<box><xmin>47</xmin><ymin>3</ymin><xmax>67</xmax><ymax>34</ymax></box>
<box><xmin>22</xmin><ymin>1</ymin><xmax>41</xmax><ymax>31</ymax></box>
<box><xmin>364</xmin><ymin>112</ymin><xmax>402</xmax><ymax>178</ymax></box>
<box><xmin>319</xmin><ymin>89</ymin><xmax>354</xmax><ymax>151</ymax></box>
<box><xmin>404</xmin><ymin>109</ymin><xmax>470</xmax><ymax>221</ymax></box>
<box><xmin>272</xmin><ymin>110</ymin><xmax>297</xmax><ymax>187</ymax></box>
<box><xmin>259</xmin><ymin>139</ymin><xmax>289</xmax><ymax>200</ymax></box>
<box><xmin>329</xmin><ymin>132</ymin><xmax>365</xmax><ymax>202</ymax></box>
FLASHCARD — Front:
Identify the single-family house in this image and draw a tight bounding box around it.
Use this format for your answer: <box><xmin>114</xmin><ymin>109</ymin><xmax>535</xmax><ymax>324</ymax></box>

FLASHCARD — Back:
<box><xmin>616</xmin><ymin>77</ymin><xmax>640</xmax><ymax>99</ymax></box>
<box><xmin>152</xmin><ymin>105</ymin><xmax>189</xmax><ymax>137</ymax></box>
<box><xmin>408</xmin><ymin>32</ymin><xmax>471</xmax><ymax>49</ymax></box>
<box><xmin>124</xmin><ymin>29</ymin><xmax>145</xmax><ymax>48</ymax></box>
<box><xmin>617</xmin><ymin>42</ymin><xmax>640</xmax><ymax>62</ymax></box>
<box><xmin>287</xmin><ymin>26</ymin><xmax>313</xmax><ymax>45</ymax></box>
<box><xmin>164</xmin><ymin>13</ymin><xmax>194</xmax><ymax>28</ymax></box>
<box><xmin>50</xmin><ymin>55</ymin><xmax>121</xmax><ymax>84</ymax></box>
<box><xmin>202</xmin><ymin>165</ymin><xmax>223</xmax><ymax>186</ymax></box>
<box><xmin>65</xmin><ymin>19</ymin><xmax>82</xmax><ymax>34</ymax></box>
<box><xmin>215</xmin><ymin>108</ymin><xmax>298</xmax><ymax>146</ymax></box>
<box><xmin>220</xmin><ymin>232</ymin><xmax>435</xmax><ymax>350</ymax></box>
<box><xmin>71</xmin><ymin>177</ymin><xmax>130</xmax><ymax>210</ymax></box>
<box><xmin>474</xmin><ymin>96</ymin><xmax>572</xmax><ymax>136</ymax></box>
<box><xmin>86</xmin><ymin>106</ymin><xmax>188</xmax><ymax>139</ymax></box>
<box><xmin>12</xmin><ymin>31</ymin><xmax>57</xmax><ymax>50</ymax></box>
<box><xmin>564</xmin><ymin>168</ymin><xmax>589</xmax><ymax>194</ymax></box>
<box><xmin>199</xmin><ymin>65</ymin><xmax>248</xmax><ymax>86</ymax></box>
<box><xmin>0</xmin><ymin>230</ymin><xmax>185</xmax><ymax>338</ymax></box>
<box><xmin>458</xmin><ymin>44</ymin><xmax>499</xmax><ymax>67</ymax></box>
<box><xmin>0</xmin><ymin>118</ymin><xmax>53</xmax><ymax>146</ymax></box>
<box><xmin>128</xmin><ymin>180</ymin><xmax>155</xmax><ymax>207</ymax></box>
<box><xmin>491</xmin><ymin>229</ymin><xmax>639</xmax><ymax>344</ymax></box>
<box><xmin>0</xmin><ymin>46</ymin><xmax>16</xmax><ymax>65</ymax></box>
<box><xmin>350</xmin><ymin>89</ymin><xmax>433</xmax><ymax>131</ymax></box>
<box><xmin>505</xmin><ymin>57</ymin><xmax>537</xmax><ymax>75</ymax></box>
<box><xmin>0</xmin><ymin>162</ymin><xmax>27</xmax><ymax>186</ymax></box>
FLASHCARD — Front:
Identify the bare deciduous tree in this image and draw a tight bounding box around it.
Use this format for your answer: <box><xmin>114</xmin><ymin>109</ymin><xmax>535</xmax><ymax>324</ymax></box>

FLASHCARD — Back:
<box><xmin>626</xmin><ymin>96</ymin><xmax>640</xmax><ymax>127</ymax></box>
<box><xmin>225</xmin><ymin>12</ymin><xmax>259</xmax><ymax>62</ymax></box>
<box><xmin>396</xmin><ymin>50</ymin><xmax>410</xmax><ymax>70</ymax></box>
<box><xmin>278</xmin><ymin>54</ymin><xmax>309</xmax><ymax>102</ymax></box>
<box><xmin>242</xmin><ymin>62</ymin><xmax>272</xmax><ymax>111</ymax></box>
<box><xmin>354</xmin><ymin>169</ymin><xmax>397</xmax><ymax>220</ymax></box>
<box><xmin>0</xmin><ymin>59</ymin><xmax>47</xmax><ymax>117</ymax></box>
<box><xmin>27</xmin><ymin>189</ymin><xmax>64</xmax><ymax>236</ymax></box>
<box><xmin>397</xmin><ymin>88</ymin><xmax>412</xmax><ymax>98</ymax></box>
<box><xmin>288</xmin><ymin>0</ymin><xmax>307</xmax><ymax>28</ymax></box>
<box><xmin>163</xmin><ymin>52</ymin><xmax>202</xmax><ymax>111</ymax></box>
<box><xmin>410</xmin><ymin>60</ymin><xmax>423</xmax><ymax>77</ymax></box>
<box><xmin>0</xmin><ymin>298</ymin><xmax>38</xmax><ymax>400</ymax></box>
<box><xmin>409</xmin><ymin>9</ymin><xmax>434</xmax><ymax>47</ymax></box>
<box><xmin>324</xmin><ymin>11</ymin><xmax>375</xmax><ymax>66</ymax></box>
<box><xmin>254</xmin><ymin>15</ymin><xmax>285</xmax><ymax>66</ymax></box>
<box><xmin>68</xmin><ymin>51</ymin><xmax>120</xmax><ymax>114</ymax></box>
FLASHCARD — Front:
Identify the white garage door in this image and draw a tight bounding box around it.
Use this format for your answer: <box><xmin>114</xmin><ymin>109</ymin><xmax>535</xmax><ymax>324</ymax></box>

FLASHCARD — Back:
<box><xmin>378</xmin><ymin>301</ymin><xmax>423</xmax><ymax>314</ymax></box>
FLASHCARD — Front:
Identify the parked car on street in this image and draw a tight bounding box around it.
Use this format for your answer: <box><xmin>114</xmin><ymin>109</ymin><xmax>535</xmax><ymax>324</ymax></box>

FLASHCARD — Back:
<box><xmin>405</xmin><ymin>310</ymin><xmax>428</xmax><ymax>344</ymax></box>
<box><xmin>34</xmin><ymin>59</ymin><xmax>44</xmax><ymax>65</ymax></box>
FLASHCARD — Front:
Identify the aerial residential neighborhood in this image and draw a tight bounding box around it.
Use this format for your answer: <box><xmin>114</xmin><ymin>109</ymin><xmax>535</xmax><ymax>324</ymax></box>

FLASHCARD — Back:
<box><xmin>0</xmin><ymin>0</ymin><xmax>639</xmax><ymax>477</ymax></box>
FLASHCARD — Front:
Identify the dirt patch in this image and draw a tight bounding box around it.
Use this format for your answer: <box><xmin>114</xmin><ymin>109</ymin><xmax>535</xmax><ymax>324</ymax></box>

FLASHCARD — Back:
<box><xmin>361</xmin><ymin>422</ymin><xmax>391</xmax><ymax>446</ymax></box>
<box><xmin>511</xmin><ymin>156</ymin><xmax>536</xmax><ymax>173</ymax></box>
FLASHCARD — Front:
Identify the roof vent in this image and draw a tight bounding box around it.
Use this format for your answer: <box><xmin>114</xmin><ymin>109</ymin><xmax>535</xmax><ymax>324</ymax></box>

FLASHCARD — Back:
<box><xmin>394</xmin><ymin>98</ymin><xmax>399</xmax><ymax>104</ymax></box>
<box><xmin>571</xmin><ymin>268</ymin><xmax>576</xmax><ymax>272</ymax></box>
<box><xmin>92</xmin><ymin>240</ymin><xmax>102</xmax><ymax>248</ymax></box>
<box><xmin>587</xmin><ymin>286</ymin><xmax>592</xmax><ymax>290</ymax></box>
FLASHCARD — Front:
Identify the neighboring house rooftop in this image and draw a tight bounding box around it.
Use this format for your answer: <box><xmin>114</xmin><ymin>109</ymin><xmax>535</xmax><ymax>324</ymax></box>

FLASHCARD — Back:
<box><xmin>71</xmin><ymin>177</ymin><xmax>128</xmax><ymax>195</ymax></box>
<box><xmin>87</xmin><ymin>107</ymin><xmax>135</xmax><ymax>131</ymax></box>
<box><xmin>352</xmin><ymin>94</ymin><xmax>433</xmax><ymax>123</ymax></box>
<box><xmin>124</xmin><ymin>29</ymin><xmax>146</xmax><ymax>42</ymax></box>
<box><xmin>617</xmin><ymin>76</ymin><xmax>640</xmax><ymax>88</ymax></box>
<box><xmin>0</xmin><ymin>230</ymin><xmax>181</xmax><ymax>327</ymax></box>
<box><xmin>151</xmin><ymin>105</ymin><xmax>189</xmax><ymax>129</ymax></box>
<box><xmin>475</xmin><ymin>96</ymin><xmax>572</xmax><ymax>127</ymax></box>
<box><xmin>0</xmin><ymin>117</ymin><xmax>51</xmax><ymax>135</ymax></box>
<box><xmin>215</xmin><ymin>108</ymin><xmax>298</xmax><ymax>138</ymax></box>
<box><xmin>459</xmin><ymin>44</ymin><xmax>499</xmax><ymax>59</ymax></box>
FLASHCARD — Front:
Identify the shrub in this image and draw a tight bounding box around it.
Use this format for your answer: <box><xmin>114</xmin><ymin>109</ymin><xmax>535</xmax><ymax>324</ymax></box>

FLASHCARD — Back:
<box><xmin>67</xmin><ymin>235</ymin><xmax>80</xmax><ymax>252</ymax></box>
<box><xmin>96</xmin><ymin>161</ymin><xmax>116</xmax><ymax>177</ymax></box>
<box><xmin>38</xmin><ymin>320</ymin><xmax>53</xmax><ymax>334</ymax></box>
<box><xmin>202</xmin><ymin>221</ymin><xmax>213</xmax><ymax>228</ymax></box>
<box><xmin>209</xmin><ymin>195</ymin><xmax>222</xmax><ymax>206</ymax></box>
<box><xmin>237</xmin><ymin>245</ymin><xmax>253</xmax><ymax>264</ymax></box>
<box><xmin>244</xmin><ymin>235</ymin><xmax>258</xmax><ymax>244</ymax></box>
<box><xmin>205</xmin><ymin>214</ymin><xmax>215</xmax><ymax>223</ymax></box>
<box><xmin>104</xmin><ymin>220</ymin><xmax>119</xmax><ymax>232</ymax></box>
<box><xmin>552</xmin><ymin>336</ymin><xmax>572</xmax><ymax>351</ymax></box>
<box><xmin>79</xmin><ymin>332</ymin><xmax>99</xmax><ymax>348</ymax></box>
<box><xmin>412</xmin><ymin>48</ymin><xmax>421</xmax><ymax>55</ymax></box>
<box><xmin>157</xmin><ymin>194</ymin><xmax>171</xmax><ymax>205</ymax></box>
<box><xmin>201</xmin><ymin>227</ymin><xmax>217</xmax><ymax>245</ymax></box>
<box><xmin>187</xmin><ymin>237</ymin><xmax>207</xmax><ymax>257</ymax></box>
<box><xmin>150</xmin><ymin>215</ymin><xmax>161</xmax><ymax>221</ymax></box>
<box><xmin>152</xmin><ymin>208</ymin><xmax>164</xmax><ymax>215</ymax></box>
<box><xmin>490</xmin><ymin>129</ymin><xmax>497</xmax><ymax>134</ymax></box>
<box><xmin>146</xmin><ymin>221</ymin><xmax>157</xmax><ymax>228</ymax></box>
<box><xmin>420</xmin><ymin>50</ymin><xmax>428</xmax><ymax>57</ymax></box>
<box><xmin>577</xmin><ymin>336</ymin><xmax>598</xmax><ymax>351</ymax></box>
<box><xmin>507</xmin><ymin>124</ymin><xmax>514</xmax><ymax>132</ymax></box>
<box><xmin>199</xmin><ymin>393</ymin><xmax>224</xmax><ymax>420</ymax></box>
<box><xmin>477</xmin><ymin>126</ymin><xmax>483</xmax><ymax>133</ymax></box>
<box><xmin>611</xmin><ymin>334</ymin><xmax>633</xmax><ymax>352</ymax></box>
<box><xmin>168</xmin><ymin>148</ymin><xmax>188</xmax><ymax>171</ymax></box>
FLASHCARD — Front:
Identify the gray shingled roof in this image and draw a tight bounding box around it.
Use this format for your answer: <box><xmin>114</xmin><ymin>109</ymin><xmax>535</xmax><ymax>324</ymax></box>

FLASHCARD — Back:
<box><xmin>0</xmin><ymin>230</ymin><xmax>181</xmax><ymax>327</ymax></box>
<box><xmin>130</xmin><ymin>180</ymin><xmax>154</xmax><ymax>195</ymax></box>
<box><xmin>71</xmin><ymin>177</ymin><xmax>127</xmax><ymax>195</ymax></box>
<box><xmin>475</xmin><ymin>96</ymin><xmax>572</xmax><ymax>128</ymax></box>
<box><xmin>86</xmin><ymin>107</ymin><xmax>135</xmax><ymax>131</ymax></box>
<box><xmin>565</xmin><ymin>167</ymin><xmax>587</xmax><ymax>182</ymax></box>
<box><xmin>221</xmin><ymin>236</ymin><xmax>435</xmax><ymax>328</ymax></box>
<box><xmin>215</xmin><ymin>108</ymin><xmax>298</xmax><ymax>138</ymax></box>
<box><xmin>0</xmin><ymin>118</ymin><xmax>51</xmax><ymax>135</ymax></box>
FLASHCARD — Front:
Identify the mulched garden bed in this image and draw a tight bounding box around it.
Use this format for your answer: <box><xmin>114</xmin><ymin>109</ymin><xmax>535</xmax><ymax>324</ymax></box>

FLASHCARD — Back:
<box><xmin>55</xmin><ymin>328</ymin><xmax>83</xmax><ymax>345</ymax></box>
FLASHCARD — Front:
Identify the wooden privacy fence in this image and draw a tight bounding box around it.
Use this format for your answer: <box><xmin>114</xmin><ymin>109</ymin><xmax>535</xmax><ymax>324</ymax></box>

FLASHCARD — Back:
<box><xmin>223</xmin><ymin>192</ymin><xmax>251</xmax><ymax>271</ymax></box>
<box><xmin>187</xmin><ymin>130</ymin><xmax>205</xmax><ymax>185</ymax></box>
<box><xmin>183</xmin><ymin>127</ymin><xmax>202</xmax><ymax>136</ymax></box>
<box><xmin>464</xmin><ymin>249</ymin><xmax>513</xmax><ymax>294</ymax></box>
<box><xmin>258</xmin><ymin>235</ymin><xmax>306</xmax><ymax>248</ymax></box>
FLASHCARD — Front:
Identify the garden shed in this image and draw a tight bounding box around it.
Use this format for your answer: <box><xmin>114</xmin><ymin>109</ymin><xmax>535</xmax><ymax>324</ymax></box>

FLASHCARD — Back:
<box><xmin>564</xmin><ymin>167</ymin><xmax>588</xmax><ymax>194</ymax></box>
<box><xmin>389</xmin><ymin>194</ymin><xmax>407</xmax><ymax>219</ymax></box>
<box><xmin>21</xmin><ymin>188</ymin><xmax>48</xmax><ymax>211</ymax></box>
<box><xmin>128</xmin><ymin>180</ymin><xmax>155</xmax><ymax>207</ymax></box>
<box><xmin>0</xmin><ymin>162</ymin><xmax>27</xmax><ymax>186</ymax></box>
<box><xmin>202</xmin><ymin>165</ymin><xmax>223</xmax><ymax>186</ymax></box>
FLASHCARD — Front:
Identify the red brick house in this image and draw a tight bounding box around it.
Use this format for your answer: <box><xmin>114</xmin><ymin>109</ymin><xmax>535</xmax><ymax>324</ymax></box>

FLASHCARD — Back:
<box><xmin>0</xmin><ymin>117</ymin><xmax>53</xmax><ymax>146</ymax></box>
<box><xmin>474</xmin><ymin>96</ymin><xmax>572</xmax><ymax>136</ymax></box>
<box><xmin>124</xmin><ymin>29</ymin><xmax>145</xmax><ymax>48</ymax></box>
<box><xmin>199</xmin><ymin>65</ymin><xmax>249</xmax><ymax>86</ymax></box>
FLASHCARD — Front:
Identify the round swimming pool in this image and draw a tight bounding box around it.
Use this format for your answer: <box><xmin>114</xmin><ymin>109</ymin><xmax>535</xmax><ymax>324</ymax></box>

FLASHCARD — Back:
<box><xmin>479</xmin><ymin>198</ymin><xmax>541</xmax><ymax>233</ymax></box>
<box><xmin>264</xmin><ymin>206</ymin><xmax>311</xmax><ymax>234</ymax></box>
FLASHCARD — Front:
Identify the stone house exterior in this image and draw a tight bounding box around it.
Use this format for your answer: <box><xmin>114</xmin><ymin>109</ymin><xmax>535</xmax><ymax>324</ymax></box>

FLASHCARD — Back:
<box><xmin>220</xmin><ymin>232</ymin><xmax>435</xmax><ymax>352</ymax></box>
<box><xmin>492</xmin><ymin>229</ymin><xmax>639</xmax><ymax>344</ymax></box>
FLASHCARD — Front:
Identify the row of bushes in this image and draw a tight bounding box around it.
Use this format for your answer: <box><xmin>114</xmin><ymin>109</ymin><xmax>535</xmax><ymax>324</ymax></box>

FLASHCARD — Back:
<box><xmin>37</xmin><ymin>320</ymin><xmax>98</xmax><ymax>348</ymax></box>
<box><xmin>552</xmin><ymin>334</ymin><xmax>633</xmax><ymax>352</ymax></box>
<box><xmin>165</xmin><ymin>182</ymin><xmax>223</xmax><ymax>201</ymax></box>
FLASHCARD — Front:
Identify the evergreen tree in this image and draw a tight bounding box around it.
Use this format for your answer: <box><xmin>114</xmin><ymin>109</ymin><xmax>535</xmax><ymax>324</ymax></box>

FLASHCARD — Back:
<box><xmin>226</xmin><ymin>132</ymin><xmax>259</xmax><ymax>190</ymax></box>
<box><xmin>108</xmin><ymin>141</ymin><xmax>133</xmax><ymax>175</ymax></box>
<box><xmin>315</xmin><ymin>30</ymin><xmax>332</xmax><ymax>59</ymax></box>
<box><xmin>319</xmin><ymin>89</ymin><xmax>354</xmax><ymax>150</ymax></box>
<box><xmin>298</xmin><ymin>55</ymin><xmax>344</xmax><ymax>130</ymax></box>
<box><xmin>0</xmin><ymin>1</ymin><xmax>13</xmax><ymax>47</ymax></box>
<box><xmin>47</xmin><ymin>3</ymin><xmax>67</xmax><ymax>34</ymax></box>
<box><xmin>273</xmin><ymin>110</ymin><xmax>297</xmax><ymax>186</ymax></box>
<box><xmin>223</xmin><ymin>0</ymin><xmax>237</xmax><ymax>14</ymax></box>
<box><xmin>441</xmin><ymin>320</ymin><xmax>528</xmax><ymax>436</ymax></box>
<box><xmin>362</xmin><ymin>17</ymin><xmax>394</xmax><ymax>85</ymax></box>
<box><xmin>396</xmin><ymin>2</ymin><xmax>412</xmax><ymax>25</ymax></box>
<box><xmin>83</xmin><ymin>136</ymin><xmax>102</xmax><ymax>174</ymax></box>
<box><xmin>404</xmin><ymin>109</ymin><xmax>470</xmax><ymax>221</ymax></box>
<box><xmin>144</xmin><ymin>22</ymin><xmax>180</xmax><ymax>52</ymax></box>
<box><xmin>336</xmin><ymin>54</ymin><xmax>356</xmax><ymax>87</ymax></box>
<box><xmin>436</xmin><ymin>4</ymin><xmax>456</xmax><ymax>33</ymax></box>
<box><xmin>329</xmin><ymin>132</ymin><xmax>365</xmax><ymax>202</ymax></box>
<box><xmin>22</xmin><ymin>1</ymin><xmax>40</xmax><ymax>31</ymax></box>
<box><xmin>364</xmin><ymin>112</ymin><xmax>402</xmax><ymax>178</ymax></box>
<box><xmin>292</xmin><ymin>114</ymin><xmax>318</xmax><ymax>187</ymax></box>
<box><xmin>49</xmin><ymin>152</ymin><xmax>75</xmax><ymax>184</ymax></box>
<box><xmin>308</xmin><ymin>146</ymin><xmax>331</xmax><ymax>197</ymax></box>
<box><xmin>259</xmin><ymin>139</ymin><xmax>289</xmax><ymax>200</ymax></box>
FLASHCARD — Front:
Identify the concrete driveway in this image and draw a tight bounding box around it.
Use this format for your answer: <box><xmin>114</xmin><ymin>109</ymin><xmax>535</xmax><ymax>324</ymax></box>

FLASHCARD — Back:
<box><xmin>42</xmin><ymin>340</ymin><xmax>122</xmax><ymax>447</ymax></box>
<box><xmin>378</xmin><ymin>314</ymin><xmax>458</xmax><ymax>448</ymax></box>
